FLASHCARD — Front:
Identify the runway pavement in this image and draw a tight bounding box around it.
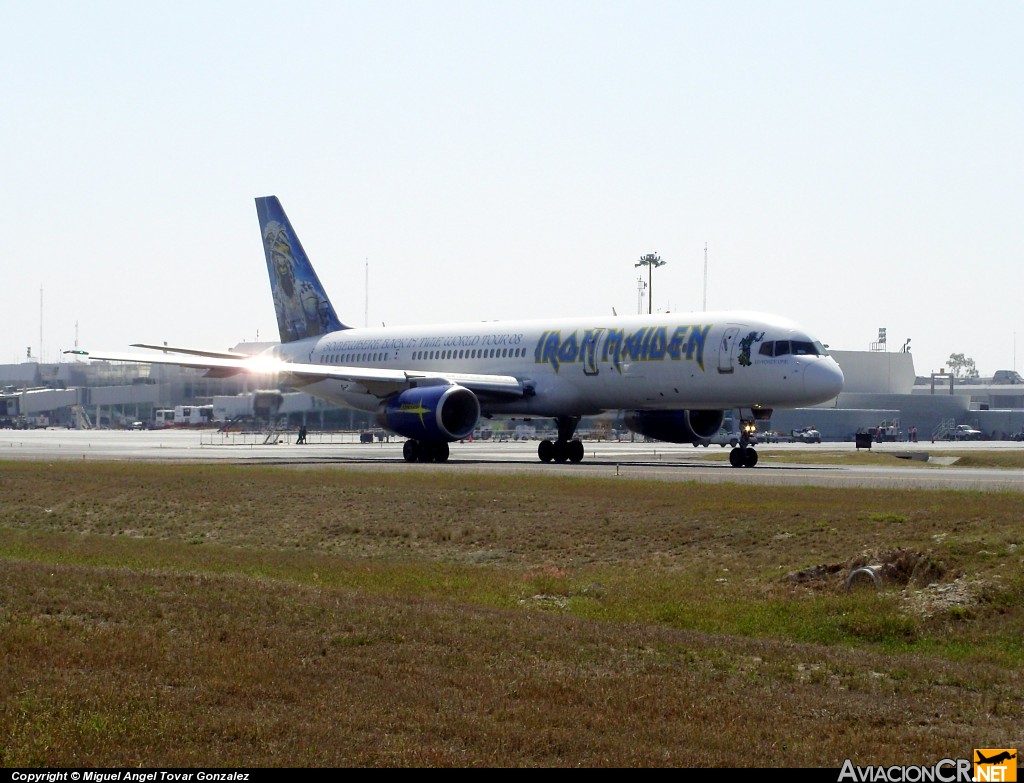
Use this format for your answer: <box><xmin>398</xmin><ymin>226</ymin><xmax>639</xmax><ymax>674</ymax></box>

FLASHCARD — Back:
<box><xmin>3</xmin><ymin>427</ymin><xmax>1023</xmax><ymax>491</ymax></box>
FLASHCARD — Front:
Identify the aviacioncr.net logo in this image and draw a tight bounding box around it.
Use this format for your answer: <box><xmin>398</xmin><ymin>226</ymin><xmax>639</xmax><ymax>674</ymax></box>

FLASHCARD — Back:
<box><xmin>838</xmin><ymin>758</ymin><xmax>972</xmax><ymax>782</ymax></box>
<box><xmin>974</xmin><ymin>749</ymin><xmax>1017</xmax><ymax>782</ymax></box>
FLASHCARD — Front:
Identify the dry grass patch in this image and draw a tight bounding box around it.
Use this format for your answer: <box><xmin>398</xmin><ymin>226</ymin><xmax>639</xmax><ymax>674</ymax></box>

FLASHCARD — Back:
<box><xmin>1</xmin><ymin>460</ymin><xmax>1023</xmax><ymax>766</ymax></box>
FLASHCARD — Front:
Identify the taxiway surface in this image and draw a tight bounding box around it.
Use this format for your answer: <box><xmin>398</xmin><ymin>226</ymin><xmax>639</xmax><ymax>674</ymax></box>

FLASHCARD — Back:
<box><xmin>2</xmin><ymin>429</ymin><xmax>1022</xmax><ymax>492</ymax></box>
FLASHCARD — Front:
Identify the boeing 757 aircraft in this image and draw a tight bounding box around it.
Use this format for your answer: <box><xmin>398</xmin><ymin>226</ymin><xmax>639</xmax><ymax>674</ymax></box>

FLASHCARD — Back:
<box><xmin>71</xmin><ymin>196</ymin><xmax>844</xmax><ymax>467</ymax></box>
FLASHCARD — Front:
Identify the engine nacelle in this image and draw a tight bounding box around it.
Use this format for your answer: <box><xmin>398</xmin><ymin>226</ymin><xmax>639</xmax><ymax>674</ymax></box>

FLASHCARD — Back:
<box><xmin>623</xmin><ymin>409</ymin><xmax>726</xmax><ymax>444</ymax></box>
<box><xmin>378</xmin><ymin>384</ymin><xmax>480</xmax><ymax>442</ymax></box>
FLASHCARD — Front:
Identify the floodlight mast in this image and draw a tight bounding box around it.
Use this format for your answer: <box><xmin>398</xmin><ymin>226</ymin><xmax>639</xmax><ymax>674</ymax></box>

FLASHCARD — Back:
<box><xmin>634</xmin><ymin>253</ymin><xmax>666</xmax><ymax>315</ymax></box>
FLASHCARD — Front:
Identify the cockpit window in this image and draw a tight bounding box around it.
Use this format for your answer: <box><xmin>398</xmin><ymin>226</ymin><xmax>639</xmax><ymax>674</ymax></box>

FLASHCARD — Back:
<box><xmin>757</xmin><ymin>338</ymin><xmax>828</xmax><ymax>358</ymax></box>
<box><xmin>792</xmin><ymin>341</ymin><xmax>814</xmax><ymax>355</ymax></box>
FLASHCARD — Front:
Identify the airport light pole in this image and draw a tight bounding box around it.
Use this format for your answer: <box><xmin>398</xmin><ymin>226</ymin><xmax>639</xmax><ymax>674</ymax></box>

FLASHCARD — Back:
<box><xmin>634</xmin><ymin>253</ymin><xmax>666</xmax><ymax>315</ymax></box>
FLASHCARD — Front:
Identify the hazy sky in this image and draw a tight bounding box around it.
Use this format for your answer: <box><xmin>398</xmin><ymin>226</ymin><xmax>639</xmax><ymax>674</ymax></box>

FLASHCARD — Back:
<box><xmin>3</xmin><ymin>1</ymin><xmax>1021</xmax><ymax>377</ymax></box>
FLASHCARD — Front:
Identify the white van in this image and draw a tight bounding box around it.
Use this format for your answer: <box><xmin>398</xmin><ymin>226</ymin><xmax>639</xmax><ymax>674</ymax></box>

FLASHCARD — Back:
<box><xmin>694</xmin><ymin>426</ymin><xmax>740</xmax><ymax>448</ymax></box>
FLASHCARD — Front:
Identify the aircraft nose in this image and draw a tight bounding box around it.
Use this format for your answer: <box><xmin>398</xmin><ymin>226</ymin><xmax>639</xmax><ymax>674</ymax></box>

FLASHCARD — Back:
<box><xmin>804</xmin><ymin>359</ymin><xmax>844</xmax><ymax>402</ymax></box>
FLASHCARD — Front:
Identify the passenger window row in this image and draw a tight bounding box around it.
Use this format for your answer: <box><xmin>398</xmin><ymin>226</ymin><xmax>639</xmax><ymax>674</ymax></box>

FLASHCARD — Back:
<box><xmin>317</xmin><ymin>347</ymin><xmax>527</xmax><ymax>364</ymax></box>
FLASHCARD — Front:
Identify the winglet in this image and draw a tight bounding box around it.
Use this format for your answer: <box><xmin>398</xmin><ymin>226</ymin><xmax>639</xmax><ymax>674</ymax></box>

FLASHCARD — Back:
<box><xmin>255</xmin><ymin>196</ymin><xmax>348</xmax><ymax>343</ymax></box>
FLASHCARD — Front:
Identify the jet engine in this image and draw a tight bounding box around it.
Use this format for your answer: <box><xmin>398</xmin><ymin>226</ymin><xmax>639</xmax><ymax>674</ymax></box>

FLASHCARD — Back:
<box><xmin>623</xmin><ymin>409</ymin><xmax>726</xmax><ymax>444</ymax></box>
<box><xmin>378</xmin><ymin>384</ymin><xmax>480</xmax><ymax>442</ymax></box>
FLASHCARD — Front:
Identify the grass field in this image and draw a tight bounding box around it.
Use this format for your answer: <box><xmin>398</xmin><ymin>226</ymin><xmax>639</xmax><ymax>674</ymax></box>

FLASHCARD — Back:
<box><xmin>1</xmin><ymin>460</ymin><xmax>1022</xmax><ymax>767</ymax></box>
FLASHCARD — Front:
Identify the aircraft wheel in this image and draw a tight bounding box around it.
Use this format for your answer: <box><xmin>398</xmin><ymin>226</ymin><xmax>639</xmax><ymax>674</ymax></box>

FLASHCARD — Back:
<box><xmin>538</xmin><ymin>439</ymin><xmax>554</xmax><ymax>463</ymax></box>
<box><xmin>568</xmin><ymin>439</ymin><xmax>585</xmax><ymax>463</ymax></box>
<box><xmin>553</xmin><ymin>441</ymin><xmax>570</xmax><ymax>463</ymax></box>
<box><xmin>729</xmin><ymin>447</ymin><xmax>743</xmax><ymax>468</ymax></box>
<box><xmin>433</xmin><ymin>441</ymin><xmax>450</xmax><ymax>463</ymax></box>
<box><xmin>403</xmin><ymin>440</ymin><xmax>419</xmax><ymax>463</ymax></box>
<box><xmin>743</xmin><ymin>448</ymin><xmax>759</xmax><ymax>468</ymax></box>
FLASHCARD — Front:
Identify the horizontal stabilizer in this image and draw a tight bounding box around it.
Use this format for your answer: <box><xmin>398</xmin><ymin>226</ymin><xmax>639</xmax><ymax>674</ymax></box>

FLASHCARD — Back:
<box><xmin>130</xmin><ymin>343</ymin><xmax>254</xmax><ymax>360</ymax></box>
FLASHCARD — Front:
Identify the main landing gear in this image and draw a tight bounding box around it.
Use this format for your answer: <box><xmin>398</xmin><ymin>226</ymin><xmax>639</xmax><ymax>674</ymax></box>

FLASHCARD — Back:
<box><xmin>402</xmin><ymin>439</ymin><xmax>450</xmax><ymax>463</ymax></box>
<box><xmin>537</xmin><ymin>416</ymin><xmax>585</xmax><ymax>463</ymax></box>
<box><xmin>727</xmin><ymin>415</ymin><xmax>760</xmax><ymax>468</ymax></box>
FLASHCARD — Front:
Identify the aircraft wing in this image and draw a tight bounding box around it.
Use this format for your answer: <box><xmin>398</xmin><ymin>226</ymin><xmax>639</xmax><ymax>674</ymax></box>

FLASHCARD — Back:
<box><xmin>65</xmin><ymin>349</ymin><xmax>526</xmax><ymax>400</ymax></box>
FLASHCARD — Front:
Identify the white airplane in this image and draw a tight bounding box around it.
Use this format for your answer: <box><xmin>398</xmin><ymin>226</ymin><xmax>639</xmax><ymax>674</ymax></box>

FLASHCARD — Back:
<box><xmin>71</xmin><ymin>196</ymin><xmax>844</xmax><ymax>467</ymax></box>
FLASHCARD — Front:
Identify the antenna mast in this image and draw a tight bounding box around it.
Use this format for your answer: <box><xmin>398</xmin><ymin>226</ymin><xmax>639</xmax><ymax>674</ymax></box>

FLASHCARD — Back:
<box><xmin>364</xmin><ymin>258</ymin><xmax>368</xmax><ymax>328</ymax></box>
<box><xmin>703</xmin><ymin>243</ymin><xmax>708</xmax><ymax>311</ymax></box>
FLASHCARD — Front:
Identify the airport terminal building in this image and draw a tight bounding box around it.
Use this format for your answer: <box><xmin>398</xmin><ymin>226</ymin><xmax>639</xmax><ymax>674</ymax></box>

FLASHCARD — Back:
<box><xmin>766</xmin><ymin>350</ymin><xmax>1024</xmax><ymax>441</ymax></box>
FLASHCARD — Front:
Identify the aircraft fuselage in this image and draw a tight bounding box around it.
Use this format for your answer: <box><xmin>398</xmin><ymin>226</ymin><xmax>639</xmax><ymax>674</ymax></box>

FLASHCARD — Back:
<box><xmin>273</xmin><ymin>310</ymin><xmax>843</xmax><ymax>418</ymax></box>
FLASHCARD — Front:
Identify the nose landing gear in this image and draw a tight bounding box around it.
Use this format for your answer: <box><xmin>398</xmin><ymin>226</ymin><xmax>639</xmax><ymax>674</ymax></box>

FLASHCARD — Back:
<box><xmin>728</xmin><ymin>445</ymin><xmax>758</xmax><ymax>467</ymax></box>
<box><xmin>728</xmin><ymin>415</ymin><xmax>760</xmax><ymax>468</ymax></box>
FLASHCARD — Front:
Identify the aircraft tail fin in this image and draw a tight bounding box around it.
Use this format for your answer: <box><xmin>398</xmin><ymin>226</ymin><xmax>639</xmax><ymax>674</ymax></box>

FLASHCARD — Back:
<box><xmin>256</xmin><ymin>195</ymin><xmax>348</xmax><ymax>343</ymax></box>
